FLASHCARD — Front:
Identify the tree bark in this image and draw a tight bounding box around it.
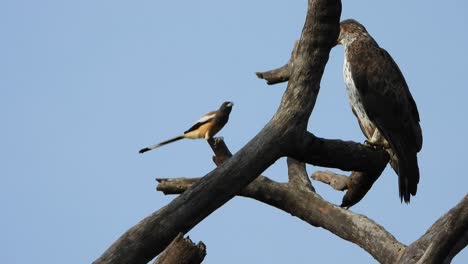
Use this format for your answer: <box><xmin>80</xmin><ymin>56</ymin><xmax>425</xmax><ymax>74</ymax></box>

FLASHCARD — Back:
<box><xmin>256</xmin><ymin>63</ymin><xmax>290</xmax><ymax>85</ymax></box>
<box><xmin>157</xmin><ymin>139</ymin><xmax>468</xmax><ymax>264</ymax></box>
<box><xmin>153</xmin><ymin>233</ymin><xmax>206</xmax><ymax>264</ymax></box>
<box><xmin>255</xmin><ymin>40</ymin><xmax>299</xmax><ymax>85</ymax></box>
<box><xmin>93</xmin><ymin>1</ymin><xmax>467</xmax><ymax>263</ymax></box>
<box><xmin>399</xmin><ymin>195</ymin><xmax>468</xmax><ymax>264</ymax></box>
<box><xmin>157</xmin><ymin>138</ymin><xmax>404</xmax><ymax>264</ymax></box>
<box><xmin>93</xmin><ymin>1</ymin><xmax>345</xmax><ymax>263</ymax></box>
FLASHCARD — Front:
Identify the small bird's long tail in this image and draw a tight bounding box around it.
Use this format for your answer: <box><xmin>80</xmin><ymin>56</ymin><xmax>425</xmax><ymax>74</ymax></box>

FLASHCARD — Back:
<box><xmin>139</xmin><ymin>135</ymin><xmax>184</xmax><ymax>154</ymax></box>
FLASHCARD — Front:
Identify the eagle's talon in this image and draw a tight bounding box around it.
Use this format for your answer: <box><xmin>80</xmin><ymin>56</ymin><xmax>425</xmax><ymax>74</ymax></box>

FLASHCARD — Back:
<box><xmin>364</xmin><ymin>140</ymin><xmax>386</xmax><ymax>151</ymax></box>
<box><xmin>364</xmin><ymin>140</ymin><xmax>372</xmax><ymax>146</ymax></box>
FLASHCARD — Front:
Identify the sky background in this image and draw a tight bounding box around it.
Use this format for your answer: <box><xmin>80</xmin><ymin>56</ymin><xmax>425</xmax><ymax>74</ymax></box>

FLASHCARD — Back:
<box><xmin>2</xmin><ymin>0</ymin><xmax>467</xmax><ymax>263</ymax></box>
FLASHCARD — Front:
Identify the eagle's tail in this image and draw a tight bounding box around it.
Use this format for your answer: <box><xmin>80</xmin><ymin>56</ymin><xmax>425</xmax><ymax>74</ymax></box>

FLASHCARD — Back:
<box><xmin>139</xmin><ymin>135</ymin><xmax>185</xmax><ymax>154</ymax></box>
<box><xmin>398</xmin><ymin>153</ymin><xmax>420</xmax><ymax>203</ymax></box>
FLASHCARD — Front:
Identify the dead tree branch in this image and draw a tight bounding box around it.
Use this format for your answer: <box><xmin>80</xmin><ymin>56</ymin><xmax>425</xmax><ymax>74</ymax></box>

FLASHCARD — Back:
<box><xmin>94</xmin><ymin>1</ymin><xmax>345</xmax><ymax>262</ymax></box>
<box><xmin>157</xmin><ymin>177</ymin><xmax>468</xmax><ymax>263</ymax></box>
<box><xmin>157</xmin><ymin>140</ymin><xmax>468</xmax><ymax>264</ymax></box>
<box><xmin>312</xmin><ymin>170</ymin><xmax>349</xmax><ymax>191</ymax></box>
<box><xmin>153</xmin><ymin>233</ymin><xmax>206</xmax><ymax>264</ymax></box>
<box><xmin>157</xmin><ymin>139</ymin><xmax>403</xmax><ymax>264</ymax></box>
<box><xmin>311</xmin><ymin>169</ymin><xmax>384</xmax><ymax>207</ymax></box>
<box><xmin>157</xmin><ymin>176</ymin><xmax>405</xmax><ymax>263</ymax></box>
<box><xmin>290</xmin><ymin>132</ymin><xmax>388</xmax><ymax>206</ymax></box>
<box><xmin>256</xmin><ymin>63</ymin><xmax>290</xmax><ymax>85</ymax></box>
<box><xmin>93</xmin><ymin>0</ymin><xmax>467</xmax><ymax>262</ymax></box>
<box><xmin>399</xmin><ymin>195</ymin><xmax>468</xmax><ymax>264</ymax></box>
<box><xmin>287</xmin><ymin>157</ymin><xmax>314</xmax><ymax>192</ymax></box>
<box><xmin>256</xmin><ymin>41</ymin><xmax>298</xmax><ymax>85</ymax></box>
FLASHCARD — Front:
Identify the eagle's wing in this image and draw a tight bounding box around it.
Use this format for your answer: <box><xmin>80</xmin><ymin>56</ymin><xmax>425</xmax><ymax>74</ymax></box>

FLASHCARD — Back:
<box><xmin>353</xmin><ymin>46</ymin><xmax>422</xmax><ymax>151</ymax></box>
<box><xmin>350</xmin><ymin>44</ymin><xmax>422</xmax><ymax>201</ymax></box>
<box><xmin>184</xmin><ymin>111</ymin><xmax>216</xmax><ymax>134</ymax></box>
<box><xmin>380</xmin><ymin>49</ymin><xmax>422</xmax><ymax>150</ymax></box>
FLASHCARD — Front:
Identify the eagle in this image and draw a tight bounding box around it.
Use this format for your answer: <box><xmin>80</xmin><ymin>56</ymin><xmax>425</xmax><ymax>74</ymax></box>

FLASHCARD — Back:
<box><xmin>337</xmin><ymin>19</ymin><xmax>423</xmax><ymax>203</ymax></box>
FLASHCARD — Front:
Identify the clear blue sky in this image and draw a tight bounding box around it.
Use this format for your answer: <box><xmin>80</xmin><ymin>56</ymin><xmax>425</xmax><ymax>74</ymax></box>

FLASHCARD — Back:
<box><xmin>2</xmin><ymin>1</ymin><xmax>467</xmax><ymax>263</ymax></box>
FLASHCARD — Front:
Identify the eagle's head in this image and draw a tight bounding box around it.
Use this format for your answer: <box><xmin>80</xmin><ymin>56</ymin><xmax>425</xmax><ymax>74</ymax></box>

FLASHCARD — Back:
<box><xmin>337</xmin><ymin>19</ymin><xmax>372</xmax><ymax>46</ymax></box>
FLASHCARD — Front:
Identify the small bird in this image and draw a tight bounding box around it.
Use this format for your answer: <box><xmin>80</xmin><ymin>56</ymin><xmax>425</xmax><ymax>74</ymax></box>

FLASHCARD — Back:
<box><xmin>337</xmin><ymin>19</ymin><xmax>423</xmax><ymax>203</ymax></box>
<box><xmin>139</xmin><ymin>101</ymin><xmax>233</xmax><ymax>154</ymax></box>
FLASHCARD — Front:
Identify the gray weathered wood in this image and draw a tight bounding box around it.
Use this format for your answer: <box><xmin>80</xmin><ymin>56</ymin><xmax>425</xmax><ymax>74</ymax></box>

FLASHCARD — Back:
<box><xmin>157</xmin><ymin>139</ymin><xmax>468</xmax><ymax>264</ymax></box>
<box><xmin>157</xmin><ymin>176</ymin><xmax>405</xmax><ymax>263</ymax></box>
<box><xmin>399</xmin><ymin>195</ymin><xmax>468</xmax><ymax>264</ymax></box>
<box><xmin>157</xmin><ymin>138</ymin><xmax>402</xmax><ymax>263</ymax></box>
<box><xmin>93</xmin><ymin>1</ymin><xmax>344</xmax><ymax>263</ymax></box>
<box><xmin>153</xmin><ymin>233</ymin><xmax>206</xmax><ymax>264</ymax></box>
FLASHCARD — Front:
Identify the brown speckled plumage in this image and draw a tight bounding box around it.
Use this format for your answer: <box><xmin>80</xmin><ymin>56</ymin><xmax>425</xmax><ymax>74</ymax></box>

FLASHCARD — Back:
<box><xmin>338</xmin><ymin>19</ymin><xmax>422</xmax><ymax>203</ymax></box>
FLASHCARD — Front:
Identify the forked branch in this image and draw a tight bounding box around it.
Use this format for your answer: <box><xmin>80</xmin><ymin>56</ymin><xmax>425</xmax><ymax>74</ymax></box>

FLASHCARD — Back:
<box><xmin>157</xmin><ymin>139</ymin><xmax>403</xmax><ymax>264</ymax></box>
<box><xmin>157</xmin><ymin>139</ymin><xmax>468</xmax><ymax>264</ymax></box>
<box><xmin>94</xmin><ymin>1</ymin><xmax>343</xmax><ymax>263</ymax></box>
<box><xmin>95</xmin><ymin>0</ymin><xmax>452</xmax><ymax>262</ymax></box>
<box><xmin>399</xmin><ymin>195</ymin><xmax>468</xmax><ymax>264</ymax></box>
<box><xmin>153</xmin><ymin>233</ymin><xmax>206</xmax><ymax>264</ymax></box>
<box><xmin>256</xmin><ymin>41</ymin><xmax>298</xmax><ymax>85</ymax></box>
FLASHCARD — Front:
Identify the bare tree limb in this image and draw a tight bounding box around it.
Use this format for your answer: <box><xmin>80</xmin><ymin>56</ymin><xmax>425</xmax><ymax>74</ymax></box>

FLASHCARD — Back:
<box><xmin>207</xmin><ymin>137</ymin><xmax>232</xmax><ymax>166</ymax></box>
<box><xmin>256</xmin><ymin>63</ymin><xmax>290</xmax><ymax>85</ymax></box>
<box><xmin>157</xmin><ymin>139</ymin><xmax>468</xmax><ymax>263</ymax></box>
<box><xmin>209</xmin><ymin>134</ymin><xmax>387</xmax><ymax>208</ymax></box>
<box><xmin>312</xmin><ymin>170</ymin><xmax>348</xmax><ymax>191</ymax></box>
<box><xmin>156</xmin><ymin>139</ymin><xmax>403</xmax><ymax>264</ymax></box>
<box><xmin>156</xmin><ymin>177</ymin><xmax>404</xmax><ymax>264</ymax></box>
<box><xmin>287</xmin><ymin>157</ymin><xmax>314</xmax><ymax>192</ymax></box>
<box><xmin>93</xmin><ymin>0</ymin><xmax>468</xmax><ymax>262</ymax></box>
<box><xmin>156</xmin><ymin>178</ymin><xmax>200</xmax><ymax>195</ymax></box>
<box><xmin>443</xmin><ymin>228</ymin><xmax>468</xmax><ymax>264</ymax></box>
<box><xmin>157</xmin><ymin>177</ymin><xmax>468</xmax><ymax>263</ymax></box>
<box><xmin>399</xmin><ymin>195</ymin><xmax>468</xmax><ymax>264</ymax></box>
<box><xmin>256</xmin><ymin>40</ymin><xmax>298</xmax><ymax>85</ymax></box>
<box><xmin>153</xmin><ymin>233</ymin><xmax>206</xmax><ymax>264</ymax></box>
<box><xmin>292</xmin><ymin>132</ymin><xmax>389</xmax><ymax>174</ymax></box>
<box><xmin>291</xmin><ymin>132</ymin><xmax>389</xmax><ymax>207</ymax></box>
<box><xmin>340</xmin><ymin>171</ymin><xmax>382</xmax><ymax>207</ymax></box>
<box><xmin>311</xmin><ymin>170</ymin><xmax>385</xmax><ymax>208</ymax></box>
<box><xmin>93</xmin><ymin>1</ymin><xmax>343</xmax><ymax>263</ymax></box>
